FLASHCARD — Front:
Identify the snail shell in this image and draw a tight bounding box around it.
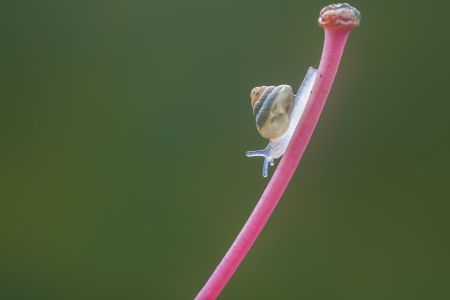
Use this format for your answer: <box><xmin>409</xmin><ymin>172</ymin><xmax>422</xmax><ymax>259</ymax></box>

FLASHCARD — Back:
<box><xmin>250</xmin><ymin>85</ymin><xmax>294</xmax><ymax>139</ymax></box>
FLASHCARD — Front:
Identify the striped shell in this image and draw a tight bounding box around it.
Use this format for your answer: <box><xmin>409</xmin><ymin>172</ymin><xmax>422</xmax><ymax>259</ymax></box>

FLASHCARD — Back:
<box><xmin>250</xmin><ymin>85</ymin><xmax>294</xmax><ymax>139</ymax></box>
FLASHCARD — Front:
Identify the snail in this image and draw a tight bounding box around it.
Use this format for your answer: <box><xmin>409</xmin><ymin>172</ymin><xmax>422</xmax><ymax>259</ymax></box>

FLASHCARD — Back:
<box><xmin>246</xmin><ymin>67</ymin><xmax>318</xmax><ymax>177</ymax></box>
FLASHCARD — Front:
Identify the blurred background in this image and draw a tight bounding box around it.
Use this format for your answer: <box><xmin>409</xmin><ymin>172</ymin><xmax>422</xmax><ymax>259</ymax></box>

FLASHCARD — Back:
<box><xmin>1</xmin><ymin>0</ymin><xmax>449</xmax><ymax>299</ymax></box>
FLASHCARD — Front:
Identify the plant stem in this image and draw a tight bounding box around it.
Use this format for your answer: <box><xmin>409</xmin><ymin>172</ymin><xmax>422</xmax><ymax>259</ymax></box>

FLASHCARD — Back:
<box><xmin>195</xmin><ymin>4</ymin><xmax>360</xmax><ymax>299</ymax></box>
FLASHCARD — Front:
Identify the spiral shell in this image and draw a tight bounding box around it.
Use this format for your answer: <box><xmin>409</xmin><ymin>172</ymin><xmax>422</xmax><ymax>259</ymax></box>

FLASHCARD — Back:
<box><xmin>250</xmin><ymin>85</ymin><xmax>294</xmax><ymax>139</ymax></box>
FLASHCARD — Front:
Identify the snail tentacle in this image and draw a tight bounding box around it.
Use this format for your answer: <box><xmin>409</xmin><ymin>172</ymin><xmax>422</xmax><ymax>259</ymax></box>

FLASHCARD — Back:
<box><xmin>245</xmin><ymin>147</ymin><xmax>273</xmax><ymax>177</ymax></box>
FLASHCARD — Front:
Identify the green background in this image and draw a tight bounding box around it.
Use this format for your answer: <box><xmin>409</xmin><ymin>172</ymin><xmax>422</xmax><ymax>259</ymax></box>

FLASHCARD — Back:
<box><xmin>1</xmin><ymin>0</ymin><xmax>449</xmax><ymax>299</ymax></box>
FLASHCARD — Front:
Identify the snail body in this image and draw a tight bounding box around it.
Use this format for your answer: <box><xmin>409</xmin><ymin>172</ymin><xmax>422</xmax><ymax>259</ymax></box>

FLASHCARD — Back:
<box><xmin>246</xmin><ymin>67</ymin><xmax>318</xmax><ymax>177</ymax></box>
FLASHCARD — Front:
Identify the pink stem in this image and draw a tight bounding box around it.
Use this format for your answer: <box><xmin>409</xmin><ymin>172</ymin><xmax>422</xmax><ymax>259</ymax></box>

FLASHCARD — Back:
<box><xmin>196</xmin><ymin>3</ymin><xmax>362</xmax><ymax>294</ymax></box>
<box><xmin>195</xmin><ymin>29</ymin><xmax>349</xmax><ymax>300</ymax></box>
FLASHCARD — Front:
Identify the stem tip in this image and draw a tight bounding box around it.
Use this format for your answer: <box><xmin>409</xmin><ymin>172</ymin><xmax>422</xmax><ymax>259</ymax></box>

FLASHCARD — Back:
<box><xmin>318</xmin><ymin>3</ymin><xmax>361</xmax><ymax>30</ymax></box>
